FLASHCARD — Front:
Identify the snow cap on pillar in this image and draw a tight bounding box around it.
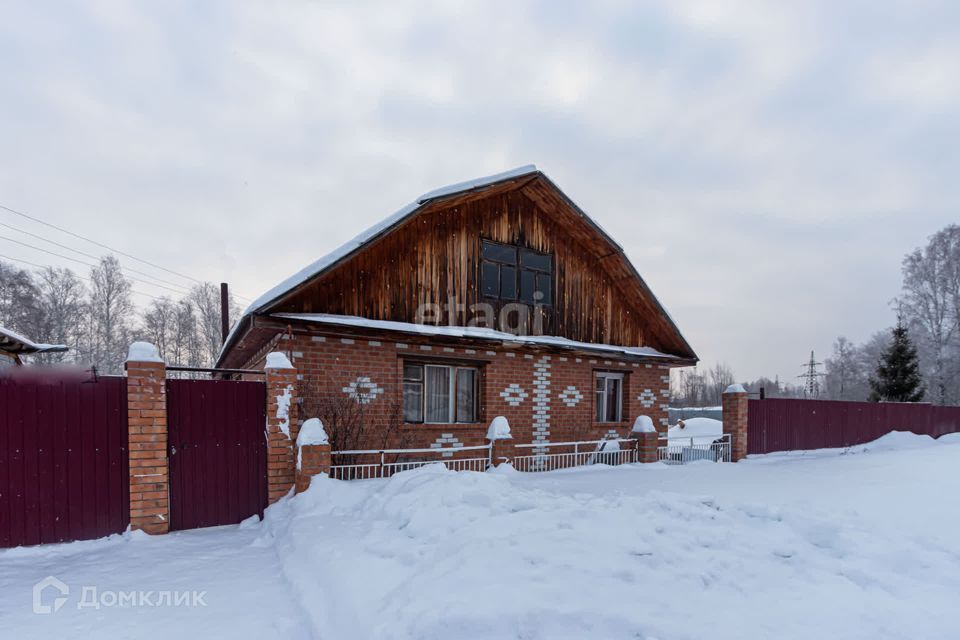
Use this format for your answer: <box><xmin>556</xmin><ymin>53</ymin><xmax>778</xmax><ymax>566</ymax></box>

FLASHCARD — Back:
<box><xmin>486</xmin><ymin>416</ymin><xmax>512</xmax><ymax>440</ymax></box>
<box><xmin>126</xmin><ymin>341</ymin><xmax>163</xmax><ymax>363</ymax></box>
<box><xmin>631</xmin><ymin>415</ymin><xmax>656</xmax><ymax>433</ymax></box>
<box><xmin>724</xmin><ymin>383</ymin><xmax>747</xmax><ymax>394</ymax></box>
<box><xmin>265</xmin><ymin>351</ymin><xmax>294</xmax><ymax>370</ymax></box>
<box><xmin>297</xmin><ymin>418</ymin><xmax>329</xmax><ymax>446</ymax></box>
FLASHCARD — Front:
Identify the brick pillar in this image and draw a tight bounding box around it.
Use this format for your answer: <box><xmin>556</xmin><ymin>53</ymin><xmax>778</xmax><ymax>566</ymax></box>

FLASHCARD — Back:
<box><xmin>265</xmin><ymin>352</ymin><xmax>298</xmax><ymax>503</ymax></box>
<box><xmin>125</xmin><ymin>342</ymin><xmax>169</xmax><ymax>534</ymax></box>
<box><xmin>722</xmin><ymin>384</ymin><xmax>749</xmax><ymax>462</ymax></box>
<box><xmin>295</xmin><ymin>418</ymin><xmax>330</xmax><ymax>493</ymax></box>
<box><xmin>487</xmin><ymin>416</ymin><xmax>515</xmax><ymax>467</ymax></box>
<box><xmin>296</xmin><ymin>445</ymin><xmax>331</xmax><ymax>492</ymax></box>
<box><xmin>632</xmin><ymin>415</ymin><xmax>660</xmax><ymax>463</ymax></box>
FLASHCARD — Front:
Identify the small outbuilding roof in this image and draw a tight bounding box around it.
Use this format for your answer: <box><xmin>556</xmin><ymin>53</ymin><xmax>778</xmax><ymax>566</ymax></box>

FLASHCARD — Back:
<box><xmin>0</xmin><ymin>326</ymin><xmax>69</xmax><ymax>356</ymax></box>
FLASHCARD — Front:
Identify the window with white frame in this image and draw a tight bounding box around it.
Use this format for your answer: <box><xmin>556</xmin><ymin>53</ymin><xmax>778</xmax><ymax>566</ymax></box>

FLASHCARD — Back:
<box><xmin>403</xmin><ymin>362</ymin><xmax>478</xmax><ymax>423</ymax></box>
<box><xmin>595</xmin><ymin>372</ymin><xmax>623</xmax><ymax>423</ymax></box>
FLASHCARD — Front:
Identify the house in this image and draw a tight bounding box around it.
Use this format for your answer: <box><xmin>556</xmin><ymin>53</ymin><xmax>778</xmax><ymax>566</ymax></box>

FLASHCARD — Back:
<box><xmin>0</xmin><ymin>326</ymin><xmax>68</xmax><ymax>368</ymax></box>
<box><xmin>218</xmin><ymin>166</ymin><xmax>697</xmax><ymax>453</ymax></box>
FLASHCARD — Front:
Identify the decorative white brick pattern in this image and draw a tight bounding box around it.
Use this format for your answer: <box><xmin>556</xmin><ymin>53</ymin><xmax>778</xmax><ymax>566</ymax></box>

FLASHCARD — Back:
<box><xmin>531</xmin><ymin>356</ymin><xmax>552</xmax><ymax>463</ymax></box>
<box><xmin>638</xmin><ymin>389</ymin><xmax>657</xmax><ymax>408</ymax></box>
<box><xmin>558</xmin><ymin>385</ymin><xmax>583</xmax><ymax>407</ymax></box>
<box><xmin>342</xmin><ymin>376</ymin><xmax>384</xmax><ymax>404</ymax></box>
<box><xmin>499</xmin><ymin>384</ymin><xmax>528</xmax><ymax>407</ymax></box>
<box><xmin>429</xmin><ymin>433</ymin><xmax>464</xmax><ymax>458</ymax></box>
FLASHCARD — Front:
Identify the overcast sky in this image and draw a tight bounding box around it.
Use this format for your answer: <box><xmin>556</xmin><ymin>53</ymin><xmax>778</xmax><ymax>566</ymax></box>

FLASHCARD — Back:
<box><xmin>1</xmin><ymin>1</ymin><xmax>958</xmax><ymax>381</ymax></box>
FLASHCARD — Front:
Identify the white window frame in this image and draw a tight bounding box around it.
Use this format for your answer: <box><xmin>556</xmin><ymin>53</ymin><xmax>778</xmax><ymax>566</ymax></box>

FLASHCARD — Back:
<box><xmin>595</xmin><ymin>372</ymin><xmax>624</xmax><ymax>423</ymax></box>
<box><xmin>404</xmin><ymin>362</ymin><xmax>478</xmax><ymax>424</ymax></box>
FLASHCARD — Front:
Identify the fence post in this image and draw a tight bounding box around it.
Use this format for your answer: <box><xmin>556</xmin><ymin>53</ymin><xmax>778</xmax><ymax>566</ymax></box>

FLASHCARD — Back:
<box><xmin>632</xmin><ymin>415</ymin><xmax>659</xmax><ymax>463</ymax></box>
<box><xmin>295</xmin><ymin>418</ymin><xmax>330</xmax><ymax>493</ymax></box>
<box><xmin>265</xmin><ymin>352</ymin><xmax>298</xmax><ymax>504</ymax></box>
<box><xmin>722</xmin><ymin>384</ymin><xmax>749</xmax><ymax>462</ymax></box>
<box><xmin>486</xmin><ymin>416</ymin><xmax>514</xmax><ymax>467</ymax></box>
<box><xmin>125</xmin><ymin>342</ymin><xmax>169</xmax><ymax>534</ymax></box>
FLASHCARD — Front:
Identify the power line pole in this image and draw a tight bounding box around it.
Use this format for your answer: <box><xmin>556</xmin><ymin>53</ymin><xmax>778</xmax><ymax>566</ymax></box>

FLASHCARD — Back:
<box><xmin>798</xmin><ymin>350</ymin><xmax>824</xmax><ymax>398</ymax></box>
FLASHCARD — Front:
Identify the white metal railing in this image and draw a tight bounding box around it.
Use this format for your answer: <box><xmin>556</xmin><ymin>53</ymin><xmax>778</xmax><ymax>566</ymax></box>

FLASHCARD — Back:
<box><xmin>330</xmin><ymin>444</ymin><xmax>492</xmax><ymax>480</ymax></box>
<box><xmin>657</xmin><ymin>433</ymin><xmax>731</xmax><ymax>464</ymax></box>
<box><xmin>513</xmin><ymin>439</ymin><xmax>637</xmax><ymax>472</ymax></box>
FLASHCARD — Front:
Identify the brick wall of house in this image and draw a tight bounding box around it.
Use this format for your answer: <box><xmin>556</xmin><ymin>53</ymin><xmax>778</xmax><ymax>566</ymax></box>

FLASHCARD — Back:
<box><xmin>244</xmin><ymin>330</ymin><xmax>671</xmax><ymax>453</ymax></box>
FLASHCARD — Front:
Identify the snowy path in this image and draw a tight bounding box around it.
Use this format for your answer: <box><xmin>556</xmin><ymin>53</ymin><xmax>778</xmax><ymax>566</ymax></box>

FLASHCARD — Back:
<box><xmin>0</xmin><ymin>522</ymin><xmax>314</xmax><ymax>639</ymax></box>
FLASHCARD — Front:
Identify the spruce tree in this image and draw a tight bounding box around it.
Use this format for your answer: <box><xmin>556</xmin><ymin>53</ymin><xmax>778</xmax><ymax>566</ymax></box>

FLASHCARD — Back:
<box><xmin>869</xmin><ymin>316</ymin><xmax>926</xmax><ymax>402</ymax></box>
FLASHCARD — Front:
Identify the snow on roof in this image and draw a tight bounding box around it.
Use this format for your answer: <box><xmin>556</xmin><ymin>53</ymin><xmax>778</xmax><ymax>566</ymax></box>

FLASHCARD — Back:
<box><xmin>0</xmin><ymin>326</ymin><xmax>68</xmax><ymax>355</ymax></box>
<box><xmin>241</xmin><ymin>165</ymin><xmax>539</xmax><ymax>318</ymax></box>
<box><xmin>272</xmin><ymin>313</ymin><xmax>685</xmax><ymax>361</ymax></box>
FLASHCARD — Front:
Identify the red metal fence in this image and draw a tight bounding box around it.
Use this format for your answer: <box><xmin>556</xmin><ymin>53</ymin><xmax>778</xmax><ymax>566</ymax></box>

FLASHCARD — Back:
<box><xmin>747</xmin><ymin>398</ymin><xmax>960</xmax><ymax>454</ymax></box>
<box><xmin>0</xmin><ymin>374</ymin><xmax>129</xmax><ymax>548</ymax></box>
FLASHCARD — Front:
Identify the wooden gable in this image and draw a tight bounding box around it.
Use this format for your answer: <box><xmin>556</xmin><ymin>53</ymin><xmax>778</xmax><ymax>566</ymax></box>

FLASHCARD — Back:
<box><xmin>260</xmin><ymin>173</ymin><xmax>695</xmax><ymax>360</ymax></box>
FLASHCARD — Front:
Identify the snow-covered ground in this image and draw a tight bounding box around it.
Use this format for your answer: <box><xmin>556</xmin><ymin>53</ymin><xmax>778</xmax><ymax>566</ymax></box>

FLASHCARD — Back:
<box><xmin>668</xmin><ymin>416</ymin><xmax>723</xmax><ymax>443</ymax></box>
<box><xmin>3</xmin><ymin>432</ymin><xmax>959</xmax><ymax>639</ymax></box>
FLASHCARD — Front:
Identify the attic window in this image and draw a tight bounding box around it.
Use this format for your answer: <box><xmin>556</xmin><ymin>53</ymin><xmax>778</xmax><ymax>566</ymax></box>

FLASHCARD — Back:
<box><xmin>480</xmin><ymin>240</ymin><xmax>552</xmax><ymax>305</ymax></box>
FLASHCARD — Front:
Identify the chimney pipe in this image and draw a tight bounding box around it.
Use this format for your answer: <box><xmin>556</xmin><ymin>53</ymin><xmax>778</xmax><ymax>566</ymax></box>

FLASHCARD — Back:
<box><xmin>220</xmin><ymin>282</ymin><xmax>230</xmax><ymax>345</ymax></box>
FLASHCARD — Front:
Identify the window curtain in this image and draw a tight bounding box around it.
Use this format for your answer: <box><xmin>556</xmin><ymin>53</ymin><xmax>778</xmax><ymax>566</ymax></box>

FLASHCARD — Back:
<box><xmin>425</xmin><ymin>366</ymin><xmax>450</xmax><ymax>422</ymax></box>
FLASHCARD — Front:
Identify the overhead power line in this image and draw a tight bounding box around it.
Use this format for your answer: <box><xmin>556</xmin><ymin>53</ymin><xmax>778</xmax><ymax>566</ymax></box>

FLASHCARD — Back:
<box><xmin>0</xmin><ymin>234</ymin><xmax>193</xmax><ymax>297</ymax></box>
<box><xmin>0</xmin><ymin>201</ymin><xmax>254</xmax><ymax>303</ymax></box>
<box><xmin>0</xmin><ymin>220</ymin><xmax>193</xmax><ymax>294</ymax></box>
<box><xmin>0</xmin><ymin>202</ymin><xmax>202</xmax><ymax>284</ymax></box>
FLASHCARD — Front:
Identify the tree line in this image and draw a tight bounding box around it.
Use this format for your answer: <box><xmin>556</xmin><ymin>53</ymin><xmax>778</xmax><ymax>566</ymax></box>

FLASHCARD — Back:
<box><xmin>673</xmin><ymin>224</ymin><xmax>959</xmax><ymax>407</ymax></box>
<box><xmin>0</xmin><ymin>255</ymin><xmax>241</xmax><ymax>374</ymax></box>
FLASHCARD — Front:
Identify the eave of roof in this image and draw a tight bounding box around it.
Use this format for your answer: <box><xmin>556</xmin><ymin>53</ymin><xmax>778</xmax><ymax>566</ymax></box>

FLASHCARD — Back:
<box><xmin>0</xmin><ymin>326</ymin><xmax>69</xmax><ymax>355</ymax></box>
<box><xmin>272</xmin><ymin>313</ymin><xmax>694</xmax><ymax>364</ymax></box>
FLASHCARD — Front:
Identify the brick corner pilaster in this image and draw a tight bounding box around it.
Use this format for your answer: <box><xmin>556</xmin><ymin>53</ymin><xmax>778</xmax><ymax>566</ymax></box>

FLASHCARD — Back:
<box><xmin>125</xmin><ymin>345</ymin><xmax>169</xmax><ymax>534</ymax></box>
<box><xmin>265</xmin><ymin>354</ymin><xmax>298</xmax><ymax>504</ymax></box>
<box><xmin>722</xmin><ymin>385</ymin><xmax>749</xmax><ymax>462</ymax></box>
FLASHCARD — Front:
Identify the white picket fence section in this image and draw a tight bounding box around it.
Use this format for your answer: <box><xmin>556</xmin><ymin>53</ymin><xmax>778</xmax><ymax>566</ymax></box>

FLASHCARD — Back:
<box><xmin>328</xmin><ymin>432</ymin><xmax>731</xmax><ymax>480</ymax></box>
<box><xmin>657</xmin><ymin>433</ymin><xmax>731</xmax><ymax>464</ymax></box>
<box><xmin>512</xmin><ymin>439</ymin><xmax>637</xmax><ymax>472</ymax></box>
<box><xmin>329</xmin><ymin>444</ymin><xmax>492</xmax><ymax>481</ymax></box>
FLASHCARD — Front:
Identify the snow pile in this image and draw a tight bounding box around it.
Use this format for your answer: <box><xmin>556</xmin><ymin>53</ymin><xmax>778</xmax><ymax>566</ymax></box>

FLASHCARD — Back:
<box><xmin>669</xmin><ymin>417</ymin><xmax>723</xmax><ymax>443</ymax></box>
<box><xmin>265</xmin><ymin>351</ymin><xmax>294</xmax><ymax>369</ymax></box>
<box><xmin>631</xmin><ymin>415</ymin><xmax>656</xmax><ymax>433</ymax></box>
<box><xmin>485</xmin><ymin>416</ymin><xmax>512</xmax><ymax>440</ymax></box>
<box><xmin>125</xmin><ymin>341</ymin><xmax>162</xmax><ymax>363</ymax></box>
<box><xmin>724</xmin><ymin>383</ymin><xmax>746</xmax><ymax>394</ymax></box>
<box><xmin>264</xmin><ymin>438</ymin><xmax>960</xmax><ymax>639</ymax></box>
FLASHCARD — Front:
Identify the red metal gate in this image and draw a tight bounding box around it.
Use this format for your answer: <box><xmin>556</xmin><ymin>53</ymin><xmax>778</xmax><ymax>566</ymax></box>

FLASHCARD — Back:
<box><xmin>167</xmin><ymin>379</ymin><xmax>267</xmax><ymax>531</ymax></box>
<box><xmin>0</xmin><ymin>374</ymin><xmax>128</xmax><ymax>548</ymax></box>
